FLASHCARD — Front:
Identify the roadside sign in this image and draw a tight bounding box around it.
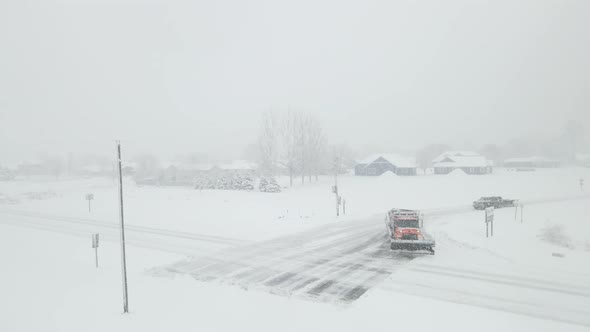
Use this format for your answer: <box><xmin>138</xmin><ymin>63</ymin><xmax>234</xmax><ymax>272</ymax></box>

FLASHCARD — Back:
<box><xmin>485</xmin><ymin>207</ymin><xmax>494</xmax><ymax>223</ymax></box>
<box><xmin>485</xmin><ymin>207</ymin><xmax>494</xmax><ymax>237</ymax></box>
<box><xmin>86</xmin><ymin>193</ymin><xmax>94</xmax><ymax>212</ymax></box>
<box><xmin>92</xmin><ymin>233</ymin><xmax>99</xmax><ymax>268</ymax></box>
<box><xmin>92</xmin><ymin>233</ymin><xmax>99</xmax><ymax>248</ymax></box>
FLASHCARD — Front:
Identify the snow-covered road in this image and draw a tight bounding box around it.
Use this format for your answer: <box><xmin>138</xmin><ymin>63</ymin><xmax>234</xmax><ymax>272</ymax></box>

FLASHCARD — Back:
<box><xmin>160</xmin><ymin>194</ymin><xmax>590</xmax><ymax>327</ymax></box>
<box><xmin>0</xmin><ymin>209</ymin><xmax>249</xmax><ymax>255</ymax></box>
<box><xmin>162</xmin><ymin>213</ymin><xmax>413</xmax><ymax>304</ymax></box>
<box><xmin>381</xmin><ymin>261</ymin><xmax>590</xmax><ymax>327</ymax></box>
<box><xmin>2</xmin><ymin>193</ymin><xmax>589</xmax><ymax>328</ymax></box>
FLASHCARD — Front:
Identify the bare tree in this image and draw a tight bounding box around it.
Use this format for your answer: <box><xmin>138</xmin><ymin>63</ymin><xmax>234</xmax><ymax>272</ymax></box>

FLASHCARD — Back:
<box><xmin>479</xmin><ymin>144</ymin><xmax>503</xmax><ymax>165</ymax></box>
<box><xmin>257</xmin><ymin>110</ymin><xmax>328</xmax><ymax>186</ymax></box>
<box><xmin>257</xmin><ymin>111</ymin><xmax>279</xmax><ymax>176</ymax></box>
<box><xmin>297</xmin><ymin>114</ymin><xmax>308</xmax><ymax>184</ymax></box>
<box><xmin>327</xmin><ymin>143</ymin><xmax>355</xmax><ymax>173</ymax></box>
<box><xmin>416</xmin><ymin>144</ymin><xmax>451</xmax><ymax>170</ymax></box>
<box><xmin>43</xmin><ymin>156</ymin><xmax>65</xmax><ymax>179</ymax></box>
<box><xmin>134</xmin><ymin>154</ymin><xmax>161</xmax><ymax>178</ymax></box>
<box><xmin>565</xmin><ymin>120</ymin><xmax>584</xmax><ymax>162</ymax></box>
<box><xmin>294</xmin><ymin>112</ymin><xmax>326</xmax><ymax>184</ymax></box>
<box><xmin>305</xmin><ymin>115</ymin><xmax>326</xmax><ymax>182</ymax></box>
<box><xmin>281</xmin><ymin>110</ymin><xmax>300</xmax><ymax>186</ymax></box>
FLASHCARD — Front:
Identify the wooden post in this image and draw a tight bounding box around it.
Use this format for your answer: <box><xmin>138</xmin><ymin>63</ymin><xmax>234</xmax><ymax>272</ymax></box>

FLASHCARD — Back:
<box><xmin>92</xmin><ymin>233</ymin><xmax>99</xmax><ymax>268</ymax></box>
<box><xmin>334</xmin><ymin>157</ymin><xmax>340</xmax><ymax>217</ymax></box>
<box><xmin>117</xmin><ymin>142</ymin><xmax>129</xmax><ymax>314</ymax></box>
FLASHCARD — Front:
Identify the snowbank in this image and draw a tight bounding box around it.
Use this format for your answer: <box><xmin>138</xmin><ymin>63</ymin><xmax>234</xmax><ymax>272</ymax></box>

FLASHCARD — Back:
<box><xmin>1</xmin><ymin>224</ymin><xmax>586</xmax><ymax>332</ymax></box>
<box><xmin>379</xmin><ymin>170</ymin><xmax>398</xmax><ymax>179</ymax></box>
<box><xmin>447</xmin><ymin>168</ymin><xmax>467</xmax><ymax>176</ymax></box>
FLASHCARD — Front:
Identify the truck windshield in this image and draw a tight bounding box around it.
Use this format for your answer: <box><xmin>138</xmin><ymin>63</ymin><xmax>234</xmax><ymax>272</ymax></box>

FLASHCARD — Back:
<box><xmin>395</xmin><ymin>220</ymin><xmax>419</xmax><ymax>228</ymax></box>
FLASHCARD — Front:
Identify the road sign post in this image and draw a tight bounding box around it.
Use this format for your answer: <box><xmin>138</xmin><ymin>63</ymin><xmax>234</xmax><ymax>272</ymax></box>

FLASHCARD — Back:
<box><xmin>92</xmin><ymin>233</ymin><xmax>99</xmax><ymax>268</ymax></box>
<box><xmin>333</xmin><ymin>157</ymin><xmax>340</xmax><ymax>217</ymax></box>
<box><xmin>86</xmin><ymin>193</ymin><xmax>94</xmax><ymax>212</ymax></box>
<box><xmin>485</xmin><ymin>207</ymin><xmax>494</xmax><ymax>238</ymax></box>
<box><xmin>520</xmin><ymin>204</ymin><xmax>524</xmax><ymax>223</ymax></box>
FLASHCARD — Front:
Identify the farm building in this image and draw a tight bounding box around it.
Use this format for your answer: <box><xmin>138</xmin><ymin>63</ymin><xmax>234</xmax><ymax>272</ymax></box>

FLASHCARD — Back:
<box><xmin>503</xmin><ymin>157</ymin><xmax>560</xmax><ymax>168</ymax></box>
<box><xmin>218</xmin><ymin>160</ymin><xmax>258</xmax><ymax>176</ymax></box>
<box><xmin>154</xmin><ymin>160</ymin><xmax>258</xmax><ymax>186</ymax></box>
<box><xmin>157</xmin><ymin>163</ymin><xmax>216</xmax><ymax>186</ymax></box>
<box><xmin>433</xmin><ymin>151</ymin><xmax>493</xmax><ymax>175</ymax></box>
<box><xmin>354</xmin><ymin>154</ymin><xmax>417</xmax><ymax>176</ymax></box>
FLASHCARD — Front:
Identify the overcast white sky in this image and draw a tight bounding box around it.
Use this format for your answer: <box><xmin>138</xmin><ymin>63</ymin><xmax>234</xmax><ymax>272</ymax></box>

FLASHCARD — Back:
<box><xmin>1</xmin><ymin>0</ymin><xmax>589</xmax><ymax>163</ymax></box>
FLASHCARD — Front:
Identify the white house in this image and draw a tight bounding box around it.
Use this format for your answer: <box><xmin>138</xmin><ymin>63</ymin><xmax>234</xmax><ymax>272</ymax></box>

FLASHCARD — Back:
<box><xmin>355</xmin><ymin>153</ymin><xmax>417</xmax><ymax>176</ymax></box>
<box><xmin>433</xmin><ymin>151</ymin><xmax>492</xmax><ymax>175</ymax></box>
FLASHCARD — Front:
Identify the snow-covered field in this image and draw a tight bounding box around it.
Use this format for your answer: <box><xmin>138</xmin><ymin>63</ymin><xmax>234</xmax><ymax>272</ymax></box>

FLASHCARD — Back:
<box><xmin>1</xmin><ymin>168</ymin><xmax>590</xmax><ymax>331</ymax></box>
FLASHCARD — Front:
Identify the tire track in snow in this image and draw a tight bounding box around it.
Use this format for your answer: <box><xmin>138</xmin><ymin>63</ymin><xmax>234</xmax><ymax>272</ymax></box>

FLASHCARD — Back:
<box><xmin>0</xmin><ymin>209</ymin><xmax>248</xmax><ymax>246</ymax></box>
<box><xmin>409</xmin><ymin>263</ymin><xmax>590</xmax><ymax>298</ymax></box>
<box><xmin>165</xmin><ymin>218</ymin><xmax>426</xmax><ymax>304</ymax></box>
<box><xmin>379</xmin><ymin>278</ymin><xmax>590</xmax><ymax>327</ymax></box>
<box><xmin>0</xmin><ymin>210</ymin><xmax>247</xmax><ymax>255</ymax></box>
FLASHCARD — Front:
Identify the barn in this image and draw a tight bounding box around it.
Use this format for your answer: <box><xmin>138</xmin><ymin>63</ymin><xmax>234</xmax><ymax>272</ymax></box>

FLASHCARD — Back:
<box><xmin>354</xmin><ymin>154</ymin><xmax>417</xmax><ymax>176</ymax></box>
<box><xmin>503</xmin><ymin>157</ymin><xmax>560</xmax><ymax>168</ymax></box>
<box><xmin>433</xmin><ymin>151</ymin><xmax>493</xmax><ymax>175</ymax></box>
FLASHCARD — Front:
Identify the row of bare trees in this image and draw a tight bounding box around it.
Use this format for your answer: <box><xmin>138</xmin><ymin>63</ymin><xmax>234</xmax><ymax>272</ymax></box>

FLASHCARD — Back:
<box><xmin>258</xmin><ymin>111</ymin><xmax>327</xmax><ymax>186</ymax></box>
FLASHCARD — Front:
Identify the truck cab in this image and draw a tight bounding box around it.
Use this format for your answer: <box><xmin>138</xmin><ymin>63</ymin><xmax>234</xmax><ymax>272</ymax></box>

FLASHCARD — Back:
<box><xmin>392</xmin><ymin>215</ymin><xmax>421</xmax><ymax>240</ymax></box>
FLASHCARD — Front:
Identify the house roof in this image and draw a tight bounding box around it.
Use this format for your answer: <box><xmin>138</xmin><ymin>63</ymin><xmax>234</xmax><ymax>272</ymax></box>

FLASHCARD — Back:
<box><xmin>432</xmin><ymin>151</ymin><xmax>482</xmax><ymax>163</ymax></box>
<box><xmin>162</xmin><ymin>160</ymin><xmax>258</xmax><ymax>171</ymax></box>
<box><xmin>164</xmin><ymin>162</ymin><xmax>216</xmax><ymax>171</ymax></box>
<box><xmin>432</xmin><ymin>150</ymin><xmax>492</xmax><ymax>168</ymax></box>
<box><xmin>434</xmin><ymin>155</ymin><xmax>490</xmax><ymax>168</ymax></box>
<box><xmin>503</xmin><ymin>156</ymin><xmax>559</xmax><ymax>163</ymax></box>
<box><xmin>357</xmin><ymin>153</ymin><xmax>416</xmax><ymax>168</ymax></box>
<box><xmin>219</xmin><ymin>160</ymin><xmax>258</xmax><ymax>170</ymax></box>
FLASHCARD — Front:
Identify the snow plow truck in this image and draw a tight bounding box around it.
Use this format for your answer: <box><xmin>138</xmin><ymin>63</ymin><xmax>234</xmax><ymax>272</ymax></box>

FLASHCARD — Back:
<box><xmin>385</xmin><ymin>209</ymin><xmax>435</xmax><ymax>254</ymax></box>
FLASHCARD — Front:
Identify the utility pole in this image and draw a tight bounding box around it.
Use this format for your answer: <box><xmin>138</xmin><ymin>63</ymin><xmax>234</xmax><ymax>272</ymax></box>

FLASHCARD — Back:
<box><xmin>117</xmin><ymin>141</ymin><xmax>129</xmax><ymax>314</ymax></box>
<box><xmin>333</xmin><ymin>157</ymin><xmax>340</xmax><ymax>217</ymax></box>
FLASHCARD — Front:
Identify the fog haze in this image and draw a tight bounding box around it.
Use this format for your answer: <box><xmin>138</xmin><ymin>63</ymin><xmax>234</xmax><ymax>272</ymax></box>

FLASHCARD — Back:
<box><xmin>1</xmin><ymin>0</ymin><xmax>589</xmax><ymax>163</ymax></box>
